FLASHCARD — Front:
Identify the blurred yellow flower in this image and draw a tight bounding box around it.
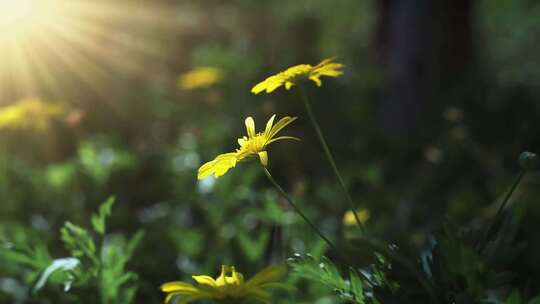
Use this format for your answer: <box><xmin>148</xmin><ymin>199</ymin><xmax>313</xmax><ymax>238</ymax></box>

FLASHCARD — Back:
<box><xmin>0</xmin><ymin>98</ymin><xmax>64</xmax><ymax>131</ymax></box>
<box><xmin>198</xmin><ymin>114</ymin><xmax>298</xmax><ymax>179</ymax></box>
<box><xmin>251</xmin><ymin>57</ymin><xmax>343</xmax><ymax>94</ymax></box>
<box><xmin>161</xmin><ymin>265</ymin><xmax>287</xmax><ymax>304</ymax></box>
<box><xmin>178</xmin><ymin>67</ymin><xmax>223</xmax><ymax>90</ymax></box>
<box><xmin>343</xmin><ymin>209</ymin><xmax>370</xmax><ymax>227</ymax></box>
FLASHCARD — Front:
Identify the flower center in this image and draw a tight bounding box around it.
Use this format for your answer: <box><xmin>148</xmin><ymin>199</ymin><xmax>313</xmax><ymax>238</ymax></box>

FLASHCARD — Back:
<box><xmin>244</xmin><ymin>134</ymin><xmax>267</xmax><ymax>153</ymax></box>
<box><xmin>216</xmin><ymin>266</ymin><xmax>245</xmax><ymax>288</ymax></box>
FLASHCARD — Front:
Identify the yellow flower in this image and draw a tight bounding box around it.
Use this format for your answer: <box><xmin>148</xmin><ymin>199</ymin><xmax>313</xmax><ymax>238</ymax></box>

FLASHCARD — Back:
<box><xmin>198</xmin><ymin>115</ymin><xmax>298</xmax><ymax>179</ymax></box>
<box><xmin>0</xmin><ymin>98</ymin><xmax>64</xmax><ymax>131</ymax></box>
<box><xmin>161</xmin><ymin>265</ymin><xmax>287</xmax><ymax>304</ymax></box>
<box><xmin>343</xmin><ymin>209</ymin><xmax>370</xmax><ymax>227</ymax></box>
<box><xmin>251</xmin><ymin>57</ymin><xmax>343</xmax><ymax>94</ymax></box>
<box><xmin>178</xmin><ymin>67</ymin><xmax>223</xmax><ymax>90</ymax></box>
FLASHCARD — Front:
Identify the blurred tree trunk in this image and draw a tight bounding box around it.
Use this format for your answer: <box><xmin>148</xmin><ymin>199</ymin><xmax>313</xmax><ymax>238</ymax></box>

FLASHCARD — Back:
<box><xmin>376</xmin><ymin>0</ymin><xmax>475</xmax><ymax>137</ymax></box>
<box><xmin>376</xmin><ymin>0</ymin><xmax>477</xmax><ymax>234</ymax></box>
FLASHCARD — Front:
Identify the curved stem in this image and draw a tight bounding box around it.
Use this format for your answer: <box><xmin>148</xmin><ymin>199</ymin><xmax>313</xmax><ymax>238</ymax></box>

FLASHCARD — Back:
<box><xmin>261</xmin><ymin>166</ymin><xmax>337</xmax><ymax>251</ymax></box>
<box><xmin>298</xmin><ymin>85</ymin><xmax>365</xmax><ymax>233</ymax></box>
<box><xmin>478</xmin><ymin>170</ymin><xmax>526</xmax><ymax>250</ymax></box>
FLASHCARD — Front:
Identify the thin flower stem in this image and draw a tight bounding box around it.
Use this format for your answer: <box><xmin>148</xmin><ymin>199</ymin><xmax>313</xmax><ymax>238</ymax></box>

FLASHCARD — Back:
<box><xmin>298</xmin><ymin>84</ymin><xmax>365</xmax><ymax>233</ymax></box>
<box><xmin>478</xmin><ymin>170</ymin><xmax>526</xmax><ymax>250</ymax></box>
<box><xmin>261</xmin><ymin>166</ymin><xmax>337</xmax><ymax>251</ymax></box>
<box><xmin>296</xmin><ymin>85</ymin><xmax>439</xmax><ymax>301</ymax></box>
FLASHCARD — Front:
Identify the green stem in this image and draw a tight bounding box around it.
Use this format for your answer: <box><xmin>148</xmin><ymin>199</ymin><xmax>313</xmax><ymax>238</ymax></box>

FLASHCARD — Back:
<box><xmin>261</xmin><ymin>166</ymin><xmax>337</xmax><ymax>251</ymax></box>
<box><xmin>479</xmin><ymin>170</ymin><xmax>526</xmax><ymax>250</ymax></box>
<box><xmin>298</xmin><ymin>85</ymin><xmax>365</xmax><ymax>233</ymax></box>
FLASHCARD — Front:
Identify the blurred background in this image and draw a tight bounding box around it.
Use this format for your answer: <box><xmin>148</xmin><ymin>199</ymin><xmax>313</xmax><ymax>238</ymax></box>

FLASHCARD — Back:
<box><xmin>1</xmin><ymin>0</ymin><xmax>540</xmax><ymax>303</ymax></box>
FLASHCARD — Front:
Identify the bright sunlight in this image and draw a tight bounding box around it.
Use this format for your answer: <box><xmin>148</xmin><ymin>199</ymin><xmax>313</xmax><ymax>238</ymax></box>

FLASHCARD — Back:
<box><xmin>0</xmin><ymin>0</ymin><xmax>104</xmax><ymax>96</ymax></box>
<box><xmin>0</xmin><ymin>0</ymin><xmax>172</xmax><ymax>100</ymax></box>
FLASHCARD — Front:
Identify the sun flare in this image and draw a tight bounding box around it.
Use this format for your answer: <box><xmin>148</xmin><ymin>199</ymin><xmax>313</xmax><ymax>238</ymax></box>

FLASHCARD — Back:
<box><xmin>0</xmin><ymin>0</ymin><xmax>174</xmax><ymax>102</ymax></box>
<box><xmin>0</xmin><ymin>0</ymin><xmax>33</xmax><ymax>27</ymax></box>
<box><xmin>0</xmin><ymin>0</ymin><xmax>61</xmax><ymax>40</ymax></box>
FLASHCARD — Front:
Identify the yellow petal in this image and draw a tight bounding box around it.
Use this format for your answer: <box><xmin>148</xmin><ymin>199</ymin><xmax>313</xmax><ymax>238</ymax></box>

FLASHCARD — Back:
<box><xmin>245</xmin><ymin>117</ymin><xmax>256</xmax><ymax>138</ymax></box>
<box><xmin>192</xmin><ymin>275</ymin><xmax>218</xmax><ymax>287</ymax></box>
<box><xmin>238</xmin><ymin>136</ymin><xmax>248</xmax><ymax>147</ymax></box>
<box><xmin>315</xmin><ymin>66</ymin><xmax>343</xmax><ymax>77</ymax></box>
<box><xmin>215</xmin><ymin>265</ymin><xmax>244</xmax><ymax>286</ymax></box>
<box><xmin>284</xmin><ymin>81</ymin><xmax>295</xmax><ymax>90</ymax></box>
<box><xmin>163</xmin><ymin>289</ymin><xmax>211</xmax><ymax>304</ymax></box>
<box><xmin>315</xmin><ymin>57</ymin><xmax>337</xmax><ymax>67</ymax></box>
<box><xmin>161</xmin><ymin>281</ymin><xmax>199</xmax><ymax>293</ymax></box>
<box><xmin>216</xmin><ymin>265</ymin><xmax>239</xmax><ymax>286</ymax></box>
<box><xmin>313</xmin><ymin>63</ymin><xmax>344</xmax><ymax>77</ymax></box>
<box><xmin>215</xmin><ymin>265</ymin><xmax>228</xmax><ymax>286</ymax></box>
<box><xmin>264</xmin><ymin>115</ymin><xmax>276</xmax><ymax>135</ymax></box>
<box><xmin>251</xmin><ymin>75</ymin><xmax>286</xmax><ymax>94</ymax></box>
<box><xmin>258</xmin><ymin>151</ymin><xmax>268</xmax><ymax>167</ymax></box>
<box><xmin>309</xmin><ymin>75</ymin><xmax>322</xmax><ymax>87</ymax></box>
<box><xmin>165</xmin><ymin>292</ymin><xmax>179</xmax><ymax>304</ymax></box>
<box><xmin>234</xmin><ymin>147</ymin><xmax>250</xmax><ymax>161</ymax></box>
<box><xmin>265</xmin><ymin>81</ymin><xmax>284</xmax><ymax>93</ymax></box>
<box><xmin>197</xmin><ymin>152</ymin><xmax>239</xmax><ymax>179</ymax></box>
<box><xmin>266</xmin><ymin>116</ymin><xmax>297</xmax><ymax>141</ymax></box>
<box><xmin>266</xmin><ymin>136</ymin><xmax>300</xmax><ymax>145</ymax></box>
<box><xmin>251</xmin><ymin>80</ymin><xmax>268</xmax><ymax>94</ymax></box>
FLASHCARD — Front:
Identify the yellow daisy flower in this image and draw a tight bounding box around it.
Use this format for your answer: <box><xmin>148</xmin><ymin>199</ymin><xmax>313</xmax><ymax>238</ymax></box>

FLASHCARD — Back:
<box><xmin>343</xmin><ymin>209</ymin><xmax>370</xmax><ymax>227</ymax></box>
<box><xmin>251</xmin><ymin>57</ymin><xmax>343</xmax><ymax>94</ymax></box>
<box><xmin>161</xmin><ymin>265</ymin><xmax>287</xmax><ymax>304</ymax></box>
<box><xmin>197</xmin><ymin>115</ymin><xmax>298</xmax><ymax>179</ymax></box>
<box><xmin>178</xmin><ymin>67</ymin><xmax>223</xmax><ymax>90</ymax></box>
<box><xmin>0</xmin><ymin>98</ymin><xmax>64</xmax><ymax>131</ymax></box>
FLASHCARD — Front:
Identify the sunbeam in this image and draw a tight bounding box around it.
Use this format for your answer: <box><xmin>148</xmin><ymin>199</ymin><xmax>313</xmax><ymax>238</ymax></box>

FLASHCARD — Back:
<box><xmin>0</xmin><ymin>0</ymin><xmax>178</xmax><ymax>103</ymax></box>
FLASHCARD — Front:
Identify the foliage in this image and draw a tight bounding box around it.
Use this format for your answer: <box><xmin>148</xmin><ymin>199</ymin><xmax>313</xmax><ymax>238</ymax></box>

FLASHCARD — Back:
<box><xmin>1</xmin><ymin>198</ymin><xmax>143</xmax><ymax>304</ymax></box>
<box><xmin>289</xmin><ymin>204</ymin><xmax>540</xmax><ymax>304</ymax></box>
<box><xmin>288</xmin><ymin>254</ymin><xmax>366</xmax><ymax>303</ymax></box>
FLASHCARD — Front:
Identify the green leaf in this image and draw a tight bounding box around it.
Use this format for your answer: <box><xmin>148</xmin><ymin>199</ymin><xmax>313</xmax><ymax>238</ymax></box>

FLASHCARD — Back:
<box><xmin>288</xmin><ymin>254</ymin><xmax>365</xmax><ymax>303</ymax></box>
<box><xmin>91</xmin><ymin>197</ymin><xmax>115</xmax><ymax>235</ymax></box>
<box><xmin>0</xmin><ymin>224</ymin><xmax>53</xmax><ymax>274</ymax></box>
<box><xmin>349</xmin><ymin>269</ymin><xmax>365</xmax><ymax>303</ymax></box>
<box><xmin>98</xmin><ymin>232</ymin><xmax>143</xmax><ymax>304</ymax></box>
<box><xmin>125</xmin><ymin>230</ymin><xmax>144</xmax><ymax>260</ymax></box>
<box><xmin>60</xmin><ymin>222</ymin><xmax>97</xmax><ymax>264</ymax></box>
<box><xmin>506</xmin><ymin>290</ymin><xmax>522</xmax><ymax>304</ymax></box>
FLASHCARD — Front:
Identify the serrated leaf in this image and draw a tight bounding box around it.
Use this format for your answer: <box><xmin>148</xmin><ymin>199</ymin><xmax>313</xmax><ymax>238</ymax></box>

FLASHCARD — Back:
<box><xmin>288</xmin><ymin>254</ymin><xmax>365</xmax><ymax>303</ymax></box>
<box><xmin>91</xmin><ymin>197</ymin><xmax>115</xmax><ymax>235</ymax></box>
<box><xmin>99</xmin><ymin>232</ymin><xmax>142</xmax><ymax>304</ymax></box>
<box><xmin>60</xmin><ymin>222</ymin><xmax>97</xmax><ymax>264</ymax></box>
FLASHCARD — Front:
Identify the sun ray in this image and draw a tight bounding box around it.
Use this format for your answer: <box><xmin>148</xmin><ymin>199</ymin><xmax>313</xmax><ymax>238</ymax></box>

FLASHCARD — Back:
<box><xmin>0</xmin><ymin>0</ymin><xmax>183</xmax><ymax>102</ymax></box>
